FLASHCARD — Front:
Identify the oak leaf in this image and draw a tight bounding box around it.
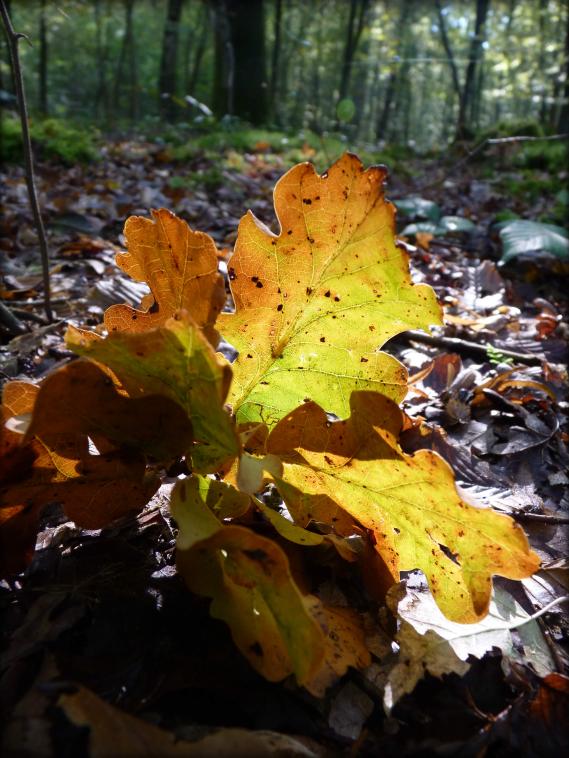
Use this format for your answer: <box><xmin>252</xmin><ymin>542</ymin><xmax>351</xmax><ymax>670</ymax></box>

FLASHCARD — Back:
<box><xmin>67</xmin><ymin>311</ymin><xmax>239</xmax><ymax>473</ymax></box>
<box><xmin>266</xmin><ymin>392</ymin><xmax>540</xmax><ymax>622</ymax></box>
<box><xmin>104</xmin><ymin>208</ymin><xmax>225</xmax><ymax>345</ymax></box>
<box><xmin>0</xmin><ymin>378</ymin><xmax>157</xmax><ymax>574</ymax></box>
<box><xmin>219</xmin><ymin>153</ymin><xmax>441</xmax><ymax>425</ymax></box>
<box><xmin>172</xmin><ymin>476</ymin><xmax>326</xmax><ymax>686</ymax></box>
<box><xmin>27</xmin><ymin>360</ymin><xmax>193</xmax><ymax>461</ymax></box>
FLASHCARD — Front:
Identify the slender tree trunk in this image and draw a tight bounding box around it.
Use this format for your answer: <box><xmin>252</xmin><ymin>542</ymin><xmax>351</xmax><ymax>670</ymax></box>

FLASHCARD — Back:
<box><xmin>557</xmin><ymin>0</ymin><xmax>569</xmax><ymax>131</ymax></box>
<box><xmin>376</xmin><ymin>0</ymin><xmax>410</xmax><ymax>139</ymax></box>
<box><xmin>38</xmin><ymin>0</ymin><xmax>48</xmax><ymax>114</ymax></box>
<box><xmin>338</xmin><ymin>0</ymin><xmax>369</xmax><ymax>104</ymax></box>
<box><xmin>159</xmin><ymin>0</ymin><xmax>184</xmax><ymax>119</ymax></box>
<box><xmin>269</xmin><ymin>0</ymin><xmax>282</xmax><ymax>122</ymax></box>
<box><xmin>113</xmin><ymin>0</ymin><xmax>138</xmax><ymax>122</ymax></box>
<box><xmin>213</xmin><ymin>0</ymin><xmax>267</xmax><ymax>124</ymax></box>
<box><xmin>187</xmin><ymin>7</ymin><xmax>208</xmax><ymax>95</ymax></box>
<box><xmin>93</xmin><ymin>0</ymin><xmax>109</xmax><ymax>120</ymax></box>
<box><xmin>457</xmin><ymin>0</ymin><xmax>490</xmax><ymax>140</ymax></box>
<box><xmin>435</xmin><ymin>0</ymin><xmax>462</xmax><ymax>102</ymax></box>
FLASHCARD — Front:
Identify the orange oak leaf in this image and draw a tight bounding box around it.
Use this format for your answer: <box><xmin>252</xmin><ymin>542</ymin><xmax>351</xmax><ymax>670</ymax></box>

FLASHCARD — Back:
<box><xmin>104</xmin><ymin>208</ymin><xmax>225</xmax><ymax>345</ymax></box>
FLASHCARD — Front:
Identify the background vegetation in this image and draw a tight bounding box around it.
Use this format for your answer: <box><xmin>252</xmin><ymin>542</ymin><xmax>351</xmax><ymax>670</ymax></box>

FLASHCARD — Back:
<box><xmin>1</xmin><ymin>0</ymin><xmax>567</xmax><ymax>161</ymax></box>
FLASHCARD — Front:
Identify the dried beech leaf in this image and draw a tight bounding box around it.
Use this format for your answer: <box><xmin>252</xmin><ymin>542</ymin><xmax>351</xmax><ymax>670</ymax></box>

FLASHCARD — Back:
<box><xmin>267</xmin><ymin>392</ymin><xmax>540</xmax><ymax>622</ymax></box>
<box><xmin>67</xmin><ymin>311</ymin><xmax>239</xmax><ymax>473</ymax></box>
<box><xmin>106</xmin><ymin>208</ymin><xmax>225</xmax><ymax>345</ymax></box>
<box><xmin>27</xmin><ymin>360</ymin><xmax>193</xmax><ymax>462</ymax></box>
<box><xmin>219</xmin><ymin>153</ymin><xmax>441</xmax><ymax>425</ymax></box>
<box><xmin>172</xmin><ymin>477</ymin><xmax>326</xmax><ymax>686</ymax></box>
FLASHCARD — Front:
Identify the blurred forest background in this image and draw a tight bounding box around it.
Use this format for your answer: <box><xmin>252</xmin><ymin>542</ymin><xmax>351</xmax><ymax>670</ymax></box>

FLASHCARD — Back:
<box><xmin>1</xmin><ymin>0</ymin><xmax>568</xmax><ymax>164</ymax></box>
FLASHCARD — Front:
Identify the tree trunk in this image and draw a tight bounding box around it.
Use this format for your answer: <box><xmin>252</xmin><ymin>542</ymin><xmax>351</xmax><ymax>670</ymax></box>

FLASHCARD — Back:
<box><xmin>338</xmin><ymin>0</ymin><xmax>369</xmax><ymax>104</ymax></box>
<box><xmin>93</xmin><ymin>0</ymin><xmax>109</xmax><ymax>120</ymax></box>
<box><xmin>213</xmin><ymin>0</ymin><xmax>267</xmax><ymax>124</ymax></box>
<box><xmin>456</xmin><ymin>0</ymin><xmax>490</xmax><ymax>140</ymax></box>
<box><xmin>269</xmin><ymin>0</ymin><xmax>282</xmax><ymax>122</ymax></box>
<box><xmin>187</xmin><ymin>6</ymin><xmax>208</xmax><ymax>95</ymax></box>
<box><xmin>376</xmin><ymin>0</ymin><xmax>411</xmax><ymax>139</ymax></box>
<box><xmin>159</xmin><ymin>0</ymin><xmax>184</xmax><ymax>119</ymax></box>
<box><xmin>557</xmin><ymin>0</ymin><xmax>569</xmax><ymax>131</ymax></box>
<box><xmin>113</xmin><ymin>0</ymin><xmax>138</xmax><ymax>122</ymax></box>
<box><xmin>38</xmin><ymin>0</ymin><xmax>48</xmax><ymax>114</ymax></box>
<box><xmin>435</xmin><ymin>0</ymin><xmax>462</xmax><ymax>103</ymax></box>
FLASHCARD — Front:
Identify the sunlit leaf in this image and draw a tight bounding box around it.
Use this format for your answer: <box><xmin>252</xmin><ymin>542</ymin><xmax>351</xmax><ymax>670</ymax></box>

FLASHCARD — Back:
<box><xmin>172</xmin><ymin>477</ymin><xmax>326</xmax><ymax>686</ymax></box>
<box><xmin>67</xmin><ymin>311</ymin><xmax>239</xmax><ymax>473</ymax></box>
<box><xmin>105</xmin><ymin>208</ymin><xmax>226</xmax><ymax>344</ymax></box>
<box><xmin>219</xmin><ymin>153</ymin><xmax>441</xmax><ymax>426</ymax></box>
<box><xmin>267</xmin><ymin>391</ymin><xmax>540</xmax><ymax>622</ymax></box>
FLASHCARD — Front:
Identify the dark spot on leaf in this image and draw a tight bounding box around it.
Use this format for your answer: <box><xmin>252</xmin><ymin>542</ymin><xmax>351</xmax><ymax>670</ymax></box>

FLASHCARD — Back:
<box><xmin>325</xmin><ymin>290</ymin><xmax>331</xmax><ymax>297</ymax></box>
<box><xmin>256</xmin><ymin>281</ymin><xmax>263</xmax><ymax>288</ymax></box>
<box><xmin>303</xmin><ymin>198</ymin><xmax>312</xmax><ymax>205</ymax></box>
<box><xmin>277</xmin><ymin>304</ymin><xmax>283</xmax><ymax>312</ymax></box>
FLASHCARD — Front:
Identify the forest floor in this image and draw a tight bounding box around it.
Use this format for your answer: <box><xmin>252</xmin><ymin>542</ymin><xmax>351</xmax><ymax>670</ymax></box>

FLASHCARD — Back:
<box><xmin>1</xmin><ymin>139</ymin><xmax>568</xmax><ymax>756</ymax></box>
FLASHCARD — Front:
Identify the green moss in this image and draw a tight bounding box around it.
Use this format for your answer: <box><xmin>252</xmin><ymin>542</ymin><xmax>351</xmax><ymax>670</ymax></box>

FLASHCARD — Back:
<box><xmin>0</xmin><ymin>115</ymin><xmax>99</xmax><ymax>164</ymax></box>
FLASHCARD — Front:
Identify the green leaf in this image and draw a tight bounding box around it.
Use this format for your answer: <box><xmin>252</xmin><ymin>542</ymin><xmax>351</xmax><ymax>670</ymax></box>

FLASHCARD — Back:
<box><xmin>499</xmin><ymin>220</ymin><xmax>569</xmax><ymax>264</ymax></box>
<box><xmin>336</xmin><ymin>98</ymin><xmax>356</xmax><ymax>123</ymax></box>
<box><xmin>219</xmin><ymin>153</ymin><xmax>441</xmax><ymax>426</ymax></box>
<box><xmin>401</xmin><ymin>216</ymin><xmax>475</xmax><ymax>237</ymax></box>
<box><xmin>67</xmin><ymin>311</ymin><xmax>239</xmax><ymax>473</ymax></box>
<box><xmin>394</xmin><ymin>196</ymin><xmax>441</xmax><ymax>222</ymax></box>
<box><xmin>171</xmin><ymin>477</ymin><xmax>326</xmax><ymax>686</ymax></box>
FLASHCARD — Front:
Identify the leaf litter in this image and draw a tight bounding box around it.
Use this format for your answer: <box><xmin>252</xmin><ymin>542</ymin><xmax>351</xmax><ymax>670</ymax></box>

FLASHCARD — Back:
<box><xmin>1</xmin><ymin>144</ymin><xmax>568</xmax><ymax>756</ymax></box>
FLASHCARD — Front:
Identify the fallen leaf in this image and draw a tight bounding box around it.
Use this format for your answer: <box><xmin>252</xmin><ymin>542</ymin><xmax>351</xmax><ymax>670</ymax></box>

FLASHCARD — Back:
<box><xmin>105</xmin><ymin>208</ymin><xmax>226</xmax><ymax>344</ymax></box>
<box><xmin>172</xmin><ymin>477</ymin><xmax>326</xmax><ymax>687</ymax></box>
<box><xmin>28</xmin><ymin>359</ymin><xmax>193</xmax><ymax>462</ymax></box>
<box><xmin>267</xmin><ymin>391</ymin><xmax>540</xmax><ymax>622</ymax></box>
<box><xmin>219</xmin><ymin>153</ymin><xmax>441</xmax><ymax>426</ymax></box>
<box><xmin>67</xmin><ymin>311</ymin><xmax>239</xmax><ymax>473</ymax></box>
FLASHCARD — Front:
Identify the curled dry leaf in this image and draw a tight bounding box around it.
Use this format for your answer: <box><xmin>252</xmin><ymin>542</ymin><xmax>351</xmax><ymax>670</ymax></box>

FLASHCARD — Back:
<box><xmin>219</xmin><ymin>153</ymin><xmax>441</xmax><ymax>426</ymax></box>
<box><xmin>267</xmin><ymin>391</ymin><xmax>540</xmax><ymax>622</ymax></box>
<box><xmin>59</xmin><ymin>684</ymin><xmax>322</xmax><ymax>756</ymax></box>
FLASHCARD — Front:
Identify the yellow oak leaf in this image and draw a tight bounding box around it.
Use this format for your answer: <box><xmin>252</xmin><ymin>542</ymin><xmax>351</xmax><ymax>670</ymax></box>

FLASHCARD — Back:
<box><xmin>266</xmin><ymin>391</ymin><xmax>540</xmax><ymax>623</ymax></box>
<box><xmin>219</xmin><ymin>153</ymin><xmax>441</xmax><ymax>426</ymax></box>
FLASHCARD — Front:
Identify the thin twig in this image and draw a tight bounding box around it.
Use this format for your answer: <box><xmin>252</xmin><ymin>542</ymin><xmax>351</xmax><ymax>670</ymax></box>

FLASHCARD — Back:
<box><xmin>0</xmin><ymin>0</ymin><xmax>53</xmax><ymax>322</ymax></box>
<box><xmin>395</xmin><ymin>329</ymin><xmax>544</xmax><ymax>367</ymax></box>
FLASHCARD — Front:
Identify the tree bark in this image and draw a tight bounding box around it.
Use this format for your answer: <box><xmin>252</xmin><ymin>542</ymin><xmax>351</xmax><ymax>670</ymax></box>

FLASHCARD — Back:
<box><xmin>187</xmin><ymin>6</ymin><xmax>208</xmax><ymax>95</ymax></box>
<box><xmin>213</xmin><ymin>0</ymin><xmax>267</xmax><ymax>124</ymax></box>
<box><xmin>435</xmin><ymin>0</ymin><xmax>462</xmax><ymax>102</ymax></box>
<box><xmin>38</xmin><ymin>0</ymin><xmax>48</xmax><ymax>114</ymax></box>
<box><xmin>558</xmin><ymin>0</ymin><xmax>569</xmax><ymax>131</ymax></box>
<box><xmin>159</xmin><ymin>0</ymin><xmax>184</xmax><ymax>119</ymax></box>
<box><xmin>456</xmin><ymin>0</ymin><xmax>490</xmax><ymax>140</ymax></box>
<box><xmin>376</xmin><ymin>0</ymin><xmax>411</xmax><ymax>139</ymax></box>
<box><xmin>269</xmin><ymin>0</ymin><xmax>282</xmax><ymax>122</ymax></box>
<box><xmin>338</xmin><ymin>0</ymin><xmax>369</xmax><ymax>104</ymax></box>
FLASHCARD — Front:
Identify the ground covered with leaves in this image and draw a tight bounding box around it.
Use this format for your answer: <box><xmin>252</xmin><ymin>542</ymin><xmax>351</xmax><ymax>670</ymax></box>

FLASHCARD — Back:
<box><xmin>1</xmin><ymin>139</ymin><xmax>568</xmax><ymax>756</ymax></box>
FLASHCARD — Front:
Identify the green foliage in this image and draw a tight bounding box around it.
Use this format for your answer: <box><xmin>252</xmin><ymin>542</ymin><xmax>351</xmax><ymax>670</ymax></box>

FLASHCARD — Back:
<box><xmin>0</xmin><ymin>115</ymin><xmax>99</xmax><ymax>164</ymax></box>
<box><xmin>476</xmin><ymin>119</ymin><xmax>544</xmax><ymax>142</ymax></box>
<box><xmin>514</xmin><ymin>140</ymin><xmax>568</xmax><ymax>173</ymax></box>
<box><xmin>498</xmin><ymin>220</ymin><xmax>569</xmax><ymax>264</ymax></box>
